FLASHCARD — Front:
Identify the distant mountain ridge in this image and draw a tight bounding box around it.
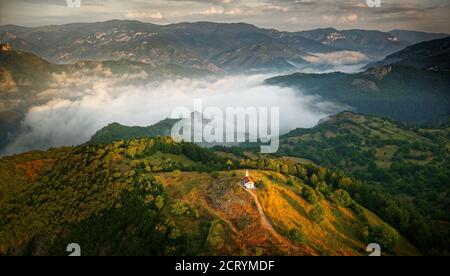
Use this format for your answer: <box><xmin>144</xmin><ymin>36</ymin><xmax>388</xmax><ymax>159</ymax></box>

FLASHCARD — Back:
<box><xmin>265</xmin><ymin>35</ymin><xmax>450</xmax><ymax>124</ymax></box>
<box><xmin>389</xmin><ymin>30</ymin><xmax>449</xmax><ymax>44</ymax></box>
<box><xmin>364</xmin><ymin>36</ymin><xmax>450</xmax><ymax>70</ymax></box>
<box><xmin>0</xmin><ymin>20</ymin><xmax>447</xmax><ymax>71</ymax></box>
<box><xmin>0</xmin><ymin>21</ymin><xmax>328</xmax><ymax>71</ymax></box>
<box><xmin>297</xmin><ymin>28</ymin><xmax>448</xmax><ymax>59</ymax></box>
<box><xmin>266</xmin><ymin>64</ymin><xmax>450</xmax><ymax>123</ymax></box>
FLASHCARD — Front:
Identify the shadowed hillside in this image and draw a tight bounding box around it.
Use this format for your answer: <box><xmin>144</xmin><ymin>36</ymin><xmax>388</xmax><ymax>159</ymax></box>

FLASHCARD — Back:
<box><xmin>266</xmin><ymin>65</ymin><xmax>450</xmax><ymax>123</ymax></box>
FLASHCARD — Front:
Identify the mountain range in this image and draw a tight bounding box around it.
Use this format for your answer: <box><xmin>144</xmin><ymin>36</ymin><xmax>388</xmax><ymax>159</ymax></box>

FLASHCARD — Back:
<box><xmin>0</xmin><ymin>44</ymin><xmax>210</xmax><ymax>153</ymax></box>
<box><xmin>266</xmin><ymin>34</ymin><xmax>450</xmax><ymax>124</ymax></box>
<box><xmin>0</xmin><ymin>21</ymin><xmax>447</xmax><ymax>71</ymax></box>
<box><xmin>365</xmin><ymin>36</ymin><xmax>450</xmax><ymax>70</ymax></box>
<box><xmin>1</xmin><ymin>31</ymin><xmax>449</xmax><ymax>155</ymax></box>
<box><xmin>298</xmin><ymin>28</ymin><xmax>448</xmax><ymax>59</ymax></box>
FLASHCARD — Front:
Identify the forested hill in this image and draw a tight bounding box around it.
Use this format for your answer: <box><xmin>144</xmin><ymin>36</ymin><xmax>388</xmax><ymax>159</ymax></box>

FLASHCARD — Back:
<box><xmin>80</xmin><ymin>111</ymin><xmax>450</xmax><ymax>255</ymax></box>
<box><xmin>265</xmin><ymin>65</ymin><xmax>450</xmax><ymax>124</ymax></box>
<box><xmin>0</xmin><ymin>137</ymin><xmax>418</xmax><ymax>256</ymax></box>
<box><xmin>364</xmin><ymin>36</ymin><xmax>450</xmax><ymax>71</ymax></box>
<box><xmin>88</xmin><ymin>118</ymin><xmax>180</xmax><ymax>144</ymax></box>
<box><xmin>277</xmin><ymin>111</ymin><xmax>450</xmax><ymax>255</ymax></box>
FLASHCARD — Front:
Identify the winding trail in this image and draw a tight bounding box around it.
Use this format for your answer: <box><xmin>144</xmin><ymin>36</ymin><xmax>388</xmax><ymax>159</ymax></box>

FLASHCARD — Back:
<box><xmin>241</xmin><ymin>184</ymin><xmax>319</xmax><ymax>256</ymax></box>
<box><xmin>240</xmin><ymin>185</ymin><xmax>294</xmax><ymax>252</ymax></box>
<box><xmin>246</xmin><ymin>189</ymin><xmax>288</xmax><ymax>244</ymax></box>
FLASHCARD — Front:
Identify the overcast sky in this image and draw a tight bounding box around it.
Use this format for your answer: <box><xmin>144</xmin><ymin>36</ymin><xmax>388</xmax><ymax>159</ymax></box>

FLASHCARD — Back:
<box><xmin>0</xmin><ymin>0</ymin><xmax>449</xmax><ymax>33</ymax></box>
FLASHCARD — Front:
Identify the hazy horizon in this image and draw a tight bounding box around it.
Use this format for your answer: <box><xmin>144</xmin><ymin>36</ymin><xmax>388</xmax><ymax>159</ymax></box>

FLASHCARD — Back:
<box><xmin>0</xmin><ymin>19</ymin><xmax>448</xmax><ymax>35</ymax></box>
<box><xmin>1</xmin><ymin>0</ymin><xmax>450</xmax><ymax>34</ymax></box>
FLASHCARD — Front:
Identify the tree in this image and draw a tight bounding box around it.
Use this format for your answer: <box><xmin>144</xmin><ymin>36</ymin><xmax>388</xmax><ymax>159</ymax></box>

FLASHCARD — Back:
<box><xmin>309</xmin><ymin>204</ymin><xmax>325</xmax><ymax>223</ymax></box>
<box><xmin>368</xmin><ymin>224</ymin><xmax>399</xmax><ymax>253</ymax></box>
<box><xmin>286</xmin><ymin>178</ymin><xmax>294</xmax><ymax>186</ymax></box>
<box><xmin>331</xmin><ymin>189</ymin><xmax>353</xmax><ymax>207</ymax></box>
<box><xmin>287</xmin><ymin>228</ymin><xmax>305</xmax><ymax>244</ymax></box>
<box><xmin>226</xmin><ymin>159</ymin><xmax>234</xmax><ymax>170</ymax></box>
<box><xmin>302</xmin><ymin>187</ymin><xmax>319</xmax><ymax>204</ymax></box>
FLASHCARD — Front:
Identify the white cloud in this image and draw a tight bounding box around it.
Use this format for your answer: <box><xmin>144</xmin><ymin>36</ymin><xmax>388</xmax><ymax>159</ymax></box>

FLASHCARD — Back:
<box><xmin>263</xmin><ymin>4</ymin><xmax>289</xmax><ymax>12</ymax></box>
<box><xmin>200</xmin><ymin>6</ymin><xmax>244</xmax><ymax>16</ymax></box>
<box><xmin>200</xmin><ymin>7</ymin><xmax>224</xmax><ymax>15</ymax></box>
<box><xmin>3</xmin><ymin>73</ymin><xmax>345</xmax><ymax>155</ymax></box>
<box><xmin>125</xmin><ymin>11</ymin><xmax>164</xmax><ymax>20</ymax></box>
<box><xmin>304</xmin><ymin>51</ymin><xmax>369</xmax><ymax>66</ymax></box>
<box><xmin>225</xmin><ymin>8</ymin><xmax>242</xmax><ymax>15</ymax></box>
<box><xmin>343</xmin><ymin>14</ymin><xmax>359</xmax><ymax>23</ymax></box>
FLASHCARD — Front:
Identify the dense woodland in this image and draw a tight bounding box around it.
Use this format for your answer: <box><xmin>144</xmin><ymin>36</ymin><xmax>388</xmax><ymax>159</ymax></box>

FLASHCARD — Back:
<box><xmin>266</xmin><ymin>65</ymin><xmax>450</xmax><ymax>123</ymax></box>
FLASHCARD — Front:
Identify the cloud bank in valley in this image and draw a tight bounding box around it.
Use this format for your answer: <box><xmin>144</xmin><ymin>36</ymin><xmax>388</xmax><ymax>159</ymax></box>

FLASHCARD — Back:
<box><xmin>299</xmin><ymin>51</ymin><xmax>369</xmax><ymax>73</ymax></box>
<box><xmin>3</xmin><ymin>73</ymin><xmax>346</xmax><ymax>155</ymax></box>
<box><xmin>304</xmin><ymin>51</ymin><xmax>369</xmax><ymax>66</ymax></box>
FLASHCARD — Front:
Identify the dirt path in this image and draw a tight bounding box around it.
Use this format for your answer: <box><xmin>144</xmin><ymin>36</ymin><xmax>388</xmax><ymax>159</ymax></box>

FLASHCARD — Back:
<box><xmin>246</xmin><ymin>189</ymin><xmax>288</xmax><ymax>244</ymax></box>
<box><xmin>241</xmin><ymin>185</ymin><xmax>319</xmax><ymax>256</ymax></box>
<box><xmin>240</xmin><ymin>185</ymin><xmax>295</xmax><ymax>253</ymax></box>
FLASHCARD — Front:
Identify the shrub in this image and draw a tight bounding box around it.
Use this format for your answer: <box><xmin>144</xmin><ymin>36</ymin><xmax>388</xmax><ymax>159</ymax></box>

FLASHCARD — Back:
<box><xmin>287</xmin><ymin>228</ymin><xmax>305</xmax><ymax>244</ymax></box>
<box><xmin>302</xmin><ymin>187</ymin><xmax>319</xmax><ymax>204</ymax></box>
<box><xmin>330</xmin><ymin>189</ymin><xmax>353</xmax><ymax>207</ymax></box>
<box><xmin>171</xmin><ymin>200</ymin><xmax>199</xmax><ymax>218</ymax></box>
<box><xmin>367</xmin><ymin>224</ymin><xmax>399</xmax><ymax>253</ymax></box>
<box><xmin>255</xmin><ymin>180</ymin><xmax>265</xmax><ymax>190</ymax></box>
<box><xmin>316</xmin><ymin>181</ymin><xmax>331</xmax><ymax>196</ymax></box>
<box><xmin>210</xmin><ymin>171</ymin><xmax>220</xmax><ymax>179</ymax></box>
<box><xmin>351</xmin><ymin>202</ymin><xmax>367</xmax><ymax>222</ymax></box>
<box><xmin>309</xmin><ymin>204</ymin><xmax>325</xmax><ymax>223</ymax></box>
<box><xmin>173</xmin><ymin>169</ymin><xmax>182</xmax><ymax>177</ymax></box>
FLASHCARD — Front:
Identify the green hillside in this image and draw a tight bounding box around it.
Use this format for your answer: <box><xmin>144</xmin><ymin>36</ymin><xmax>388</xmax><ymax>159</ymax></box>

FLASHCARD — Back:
<box><xmin>0</xmin><ymin>137</ymin><xmax>418</xmax><ymax>256</ymax></box>
<box><xmin>88</xmin><ymin>119</ymin><xmax>180</xmax><ymax>145</ymax></box>
<box><xmin>276</xmin><ymin>112</ymin><xmax>450</xmax><ymax>255</ymax></box>
<box><xmin>265</xmin><ymin>65</ymin><xmax>450</xmax><ymax>123</ymax></box>
<box><xmin>364</xmin><ymin>36</ymin><xmax>450</xmax><ymax>71</ymax></box>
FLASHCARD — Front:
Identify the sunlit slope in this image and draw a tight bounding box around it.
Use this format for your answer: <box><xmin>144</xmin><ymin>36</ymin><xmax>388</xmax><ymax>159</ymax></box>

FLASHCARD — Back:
<box><xmin>0</xmin><ymin>137</ymin><xmax>418</xmax><ymax>256</ymax></box>
<box><xmin>155</xmin><ymin>170</ymin><xmax>418</xmax><ymax>256</ymax></box>
<box><xmin>277</xmin><ymin>111</ymin><xmax>450</xmax><ymax>255</ymax></box>
<box><xmin>278</xmin><ymin>111</ymin><xmax>450</xmax><ymax>219</ymax></box>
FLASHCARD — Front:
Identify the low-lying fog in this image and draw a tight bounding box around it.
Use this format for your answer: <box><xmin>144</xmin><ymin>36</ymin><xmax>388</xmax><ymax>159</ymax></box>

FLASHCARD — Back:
<box><xmin>3</xmin><ymin>53</ymin><xmax>366</xmax><ymax>155</ymax></box>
